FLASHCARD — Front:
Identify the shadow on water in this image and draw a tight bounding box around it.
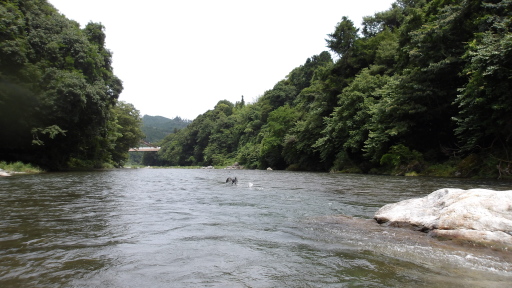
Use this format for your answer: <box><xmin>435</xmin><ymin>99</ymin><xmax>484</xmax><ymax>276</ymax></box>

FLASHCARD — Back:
<box><xmin>1</xmin><ymin>169</ymin><xmax>512</xmax><ymax>287</ymax></box>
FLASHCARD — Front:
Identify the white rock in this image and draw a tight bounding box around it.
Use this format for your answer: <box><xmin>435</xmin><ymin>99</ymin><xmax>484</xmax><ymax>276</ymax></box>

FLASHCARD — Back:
<box><xmin>374</xmin><ymin>188</ymin><xmax>512</xmax><ymax>248</ymax></box>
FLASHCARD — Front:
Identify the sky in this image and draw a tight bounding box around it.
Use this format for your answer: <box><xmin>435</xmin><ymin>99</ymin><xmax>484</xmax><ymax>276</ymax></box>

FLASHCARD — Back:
<box><xmin>48</xmin><ymin>0</ymin><xmax>396</xmax><ymax>120</ymax></box>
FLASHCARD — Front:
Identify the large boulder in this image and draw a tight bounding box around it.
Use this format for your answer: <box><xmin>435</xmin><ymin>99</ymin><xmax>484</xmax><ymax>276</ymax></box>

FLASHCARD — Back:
<box><xmin>374</xmin><ymin>188</ymin><xmax>512</xmax><ymax>249</ymax></box>
<box><xmin>0</xmin><ymin>169</ymin><xmax>11</xmax><ymax>177</ymax></box>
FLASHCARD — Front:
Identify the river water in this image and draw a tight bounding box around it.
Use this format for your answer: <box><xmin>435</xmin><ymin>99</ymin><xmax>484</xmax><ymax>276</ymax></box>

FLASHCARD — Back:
<box><xmin>1</xmin><ymin>169</ymin><xmax>512</xmax><ymax>287</ymax></box>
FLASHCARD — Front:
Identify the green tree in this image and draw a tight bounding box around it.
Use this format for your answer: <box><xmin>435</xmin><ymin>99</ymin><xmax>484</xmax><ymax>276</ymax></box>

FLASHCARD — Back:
<box><xmin>361</xmin><ymin>0</ymin><xmax>479</xmax><ymax>163</ymax></box>
<box><xmin>316</xmin><ymin>68</ymin><xmax>391</xmax><ymax>170</ymax></box>
<box><xmin>454</xmin><ymin>0</ymin><xmax>512</xmax><ymax>157</ymax></box>
<box><xmin>326</xmin><ymin>16</ymin><xmax>359</xmax><ymax>57</ymax></box>
<box><xmin>158</xmin><ymin>130</ymin><xmax>187</xmax><ymax>166</ymax></box>
<box><xmin>158</xmin><ymin>99</ymin><xmax>242</xmax><ymax>166</ymax></box>
<box><xmin>0</xmin><ymin>0</ymin><xmax>123</xmax><ymax>170</ymax></box>
<box><xmin>285</xmin><ymin>81</ymin><xmax>332</xmax><ymax>171</ymax></box>
<box><xmin>143</xmin><ymin>0</ymin><xmax>512</xmax><ymax>178</ymax></box>
<box><xmin>362</xmin><ymin>2</ymin><xmax>405</xmax><ymax>37</ymax></box>
<box><xmin>259</xmin><ymin>105</ymin><xmax>298</xmax><ymax>169</ymax></box>
<box><xmin>109</xmin><ymin>101</ymin><xmax>144</xmax><ymax>167</ymax></box>
<box><xmin>286</xmin><ymin>51</ymin><xmax>332</xmax><ymax>91</ymax></box>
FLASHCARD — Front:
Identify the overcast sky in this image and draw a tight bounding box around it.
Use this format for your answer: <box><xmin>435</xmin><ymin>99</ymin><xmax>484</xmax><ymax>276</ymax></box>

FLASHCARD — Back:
<box><xmin>48</xmin><ymin>0</ymin><xmax>396</xmax><ymax>120</ymax></box>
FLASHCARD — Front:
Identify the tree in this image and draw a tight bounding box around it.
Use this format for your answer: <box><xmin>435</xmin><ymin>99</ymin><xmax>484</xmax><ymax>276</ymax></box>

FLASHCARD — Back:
<box><xmin>259</xmin><ymin>105</ymin><xmax>298</xmax><ymax>169</ymax></box>
<box><xmin>361</xmin><ymin>0</ymin><xmax>479</xmax><ymax>163</ymax></box>
<box><xmin>158</xmin><ymin>99</ymin><xmax>243</xmax><ymax>166</ymax></box>
<box><xmin>142</xmin><ymin>0</ymin><xmax>512</xmax><ymax>178</ymax></box>
<box><xmin>286</xmin><ymin>51</ymin><xmax>332</xmax><ymax>91</ymax></box>
<box><xmin>326</xmin><ymin>16</ymin><xmax>359</xmax><ymax>57</ymax></box>
<box><xmin>0</xmin><ymin>0</ymin><xmax>123</xmax><ymax>169</ymax></box>
<box><xmin>285</xmin><ymin>81</ymin><xmax>332</xmax><ymax>171</ymax></box>
<box><xmin>454</xmin><ymin>0</ymin><xmax>512</xmax><ymax>155</ymax></box>
<box><xmin>316</xmin><ymin>68</ymin><xmax>391</xmax><ymax>170</ymax></box>
<box><xmin>362</xmin><ymin>3</ymin><xmax>404</xmax><ymax>37</ymax></box>
<box><xmin>109</xmin><ymin>101</ymin><xmax>144</xmax><ymax>167</ymax></box>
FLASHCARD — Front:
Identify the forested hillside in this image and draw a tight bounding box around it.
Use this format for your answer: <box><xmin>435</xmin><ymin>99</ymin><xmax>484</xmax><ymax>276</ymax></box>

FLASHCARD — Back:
<box><xmin>142</xmin><ymin>115</ymin><xmax>191</xmax><ymax>143</ymax></box>
<box><xmin>0</xmin><ymin>0</ymin><xmax>143</xmax><ymax>170</ymax></box>
<box><xmin>157</xmin><ymin>0</ymin><xmax>512</xmax><ymax>178</ymax></box>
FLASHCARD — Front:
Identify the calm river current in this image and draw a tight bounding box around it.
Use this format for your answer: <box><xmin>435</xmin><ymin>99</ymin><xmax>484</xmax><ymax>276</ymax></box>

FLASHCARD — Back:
<box><xmin>1</xmin><ymin>169</ymin><xmax>512</xmax><ymax>287</ymax></box>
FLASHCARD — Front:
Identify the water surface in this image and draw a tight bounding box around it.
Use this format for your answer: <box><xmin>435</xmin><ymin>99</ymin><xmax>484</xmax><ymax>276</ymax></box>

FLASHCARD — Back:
<box><xmin>1</xmin><ymin>169</ymin><xmax>512</xmax><ymax>287</ymax></box>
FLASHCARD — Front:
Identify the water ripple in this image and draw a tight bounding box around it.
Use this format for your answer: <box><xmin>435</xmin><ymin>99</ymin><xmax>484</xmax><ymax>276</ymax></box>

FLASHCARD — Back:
<box><xmin>1</xmin><ymin>169</ymin><xmax>512</xmax><ymax>287</ymax></box>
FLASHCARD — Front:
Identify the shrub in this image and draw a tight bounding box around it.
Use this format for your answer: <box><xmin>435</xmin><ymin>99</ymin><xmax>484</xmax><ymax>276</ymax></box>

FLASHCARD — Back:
<box><xmin>380</xmin><ymin>144</ymin><xmax>424</xmax><ymax>175</ymax></box>
<box><xmin>0</xmin><ymin>161</ymin><xmax>43</xmax><ymax>173</ymax></box>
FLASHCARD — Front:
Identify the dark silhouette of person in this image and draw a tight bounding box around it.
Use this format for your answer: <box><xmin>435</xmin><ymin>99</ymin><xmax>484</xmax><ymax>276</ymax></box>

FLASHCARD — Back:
<box><xmin>226</xmin><ymin>177</ymin><xmax>238</xmax><ymax>185</ymax></box>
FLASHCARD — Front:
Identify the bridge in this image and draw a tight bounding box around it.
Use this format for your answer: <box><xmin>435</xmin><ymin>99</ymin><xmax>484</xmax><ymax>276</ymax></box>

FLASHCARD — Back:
<box><xmin>129</xmin><ymin>147</ymin><xmax>161</xmax><ymax>152</ymax></box>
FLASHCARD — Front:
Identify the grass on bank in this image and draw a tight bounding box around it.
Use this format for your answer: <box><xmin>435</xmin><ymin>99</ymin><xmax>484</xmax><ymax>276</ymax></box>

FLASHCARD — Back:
<box><xmin>0</xmin><ymin>161</ymin><xmax>44</xmax><ymax>173</ymax></box>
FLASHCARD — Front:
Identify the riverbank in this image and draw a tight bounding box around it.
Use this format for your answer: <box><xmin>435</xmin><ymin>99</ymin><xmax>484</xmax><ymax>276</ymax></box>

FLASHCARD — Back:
<box><xmin>0</xmin><ymin>161</ymin><xmax>44</xmax><ymax>176</ymax></box>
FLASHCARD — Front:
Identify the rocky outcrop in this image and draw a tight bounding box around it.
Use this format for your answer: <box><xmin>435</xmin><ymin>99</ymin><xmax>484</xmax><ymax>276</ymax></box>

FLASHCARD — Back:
<box><xmin>374</xmin><ymin>188</ymin><xmax>512</xmax><ymax>249</ymax></box>
<box><xmin>225</xmin><ymin>162</ymin><xmax>243</xmax><ymax>170</ymax></box>
<box><xmin>0</xmin><ymin>169</ymin><xmax>11</xmax><ymax>177</ymax></box>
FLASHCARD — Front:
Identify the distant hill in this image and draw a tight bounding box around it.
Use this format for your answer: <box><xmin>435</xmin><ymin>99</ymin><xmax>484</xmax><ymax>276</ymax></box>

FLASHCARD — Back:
<box><xmin>142</xmin><ymin>115</ymin><xmax>191</xmax><ymax>143</ymax></box>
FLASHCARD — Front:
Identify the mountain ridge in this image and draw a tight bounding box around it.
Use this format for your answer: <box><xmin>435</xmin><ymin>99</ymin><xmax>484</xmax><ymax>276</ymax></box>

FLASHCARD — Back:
<box><xmin>142</xmin><ymin>115</ymin><xmax>191</xmax><ymax>143</ymax></box>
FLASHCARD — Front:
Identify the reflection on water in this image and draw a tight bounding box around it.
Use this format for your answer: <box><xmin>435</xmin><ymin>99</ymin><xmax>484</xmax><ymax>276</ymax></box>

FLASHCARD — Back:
<box><xmin>1</xmin><ymin>169</ymin><xmax>512</xmax><ymax>287</ymax></box>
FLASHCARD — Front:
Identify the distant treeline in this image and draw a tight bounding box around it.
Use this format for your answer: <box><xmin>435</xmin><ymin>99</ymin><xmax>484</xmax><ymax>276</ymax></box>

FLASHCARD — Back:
<box><xmin>154</xmin><ymin>0</ymin><xmax>511</xmax><ymax>178</ymax></box>
<box><xmin>0</xmin><ymin>0</ymin><xmax>143</xmax><ymax>170</ymax></box>
<box><xmin>141</xmin><ymin>115</ymin><xmax>191</xmax><ymax>143</ymax></box>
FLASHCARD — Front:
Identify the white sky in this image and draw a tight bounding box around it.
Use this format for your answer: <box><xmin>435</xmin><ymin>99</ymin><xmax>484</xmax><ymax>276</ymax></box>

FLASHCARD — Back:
<box><xmin>48</xmin><ymin>0</ymin><xmax>396</xmax><ymax>120</ymax></box>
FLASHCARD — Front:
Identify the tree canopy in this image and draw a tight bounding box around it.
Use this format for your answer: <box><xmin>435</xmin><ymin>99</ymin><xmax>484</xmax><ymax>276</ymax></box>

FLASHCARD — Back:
<box><xmin>0</xmin><ymin>0</ymin><xmax>142</xmax><ymax>170</ymax></box>
<box><xmin>3</xmin><ymin>0</ymin><xmax>511</xmax><ymax>178</ymax></box>
<box><xmin>156</xmin><ymin>0</ymin><xmax>512</xmax><ymax>178</ymax></box>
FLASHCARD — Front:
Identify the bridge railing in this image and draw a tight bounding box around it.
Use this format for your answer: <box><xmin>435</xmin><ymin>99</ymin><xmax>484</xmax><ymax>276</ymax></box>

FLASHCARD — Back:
<box><xmin>129</xmin><ymin>147</ymin><xmax>161</xmax><ymax>152</ymax></box>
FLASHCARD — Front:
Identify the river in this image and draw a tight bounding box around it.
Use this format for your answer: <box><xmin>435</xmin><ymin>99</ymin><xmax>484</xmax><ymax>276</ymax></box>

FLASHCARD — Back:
<box><xmin>1</xmin><ymin>169</ymin><xmax>512</xmax><ymax>287</ymax></box>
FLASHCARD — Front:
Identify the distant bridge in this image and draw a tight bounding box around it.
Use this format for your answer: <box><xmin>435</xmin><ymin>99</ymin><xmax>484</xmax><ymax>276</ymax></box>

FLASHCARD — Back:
<box><xmin>129</xmin><ymin>147</ymin><xmax>161</xmax><ymax>152</ymax></box>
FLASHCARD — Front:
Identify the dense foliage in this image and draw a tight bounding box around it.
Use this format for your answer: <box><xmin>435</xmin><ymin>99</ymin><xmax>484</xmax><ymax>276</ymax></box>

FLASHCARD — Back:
<box><xmin>0</xmin><ymin>0</ymin><xmax>143</xmax><ymax>170</ymax></box>
<box><xmin>141</xmin><ymin>115</ymin><xmax>191</xmax><ymax>143</ymax></box>
<box><xmin>157</xmin><ymin>0</ymin><xmax>512</xmax><ymax>178</ymax></box>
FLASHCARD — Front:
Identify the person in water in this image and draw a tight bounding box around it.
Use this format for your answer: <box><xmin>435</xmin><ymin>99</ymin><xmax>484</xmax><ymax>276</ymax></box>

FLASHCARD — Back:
<box><xmin>226</xmin><ymin>177</ymin><xmax>238</xmax><ymax>185</ymax></box>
